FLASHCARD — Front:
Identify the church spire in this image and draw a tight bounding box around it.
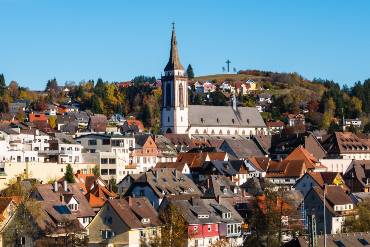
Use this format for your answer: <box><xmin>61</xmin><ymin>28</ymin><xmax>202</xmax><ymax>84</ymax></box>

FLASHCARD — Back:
<box><xmin>164</xmin><ymin>22</ymin><xmax>184</xmax><ymax>72</ymax></box>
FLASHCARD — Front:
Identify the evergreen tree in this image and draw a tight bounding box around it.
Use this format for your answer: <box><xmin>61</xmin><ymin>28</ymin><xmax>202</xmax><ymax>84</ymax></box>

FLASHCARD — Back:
<box><xmin>186</xmin><ymin>64</ymin><xmax>194</xmax><ymax>79</ymax></box>
<box><xmin>64</xmin><ymin>164</ymin><xmax>75</xmax><ymax>183</ymax></box>
<box><xmin>0</xmin><ymin>74</ymin><xmax>6</xmax><ymax>96</ymax></box>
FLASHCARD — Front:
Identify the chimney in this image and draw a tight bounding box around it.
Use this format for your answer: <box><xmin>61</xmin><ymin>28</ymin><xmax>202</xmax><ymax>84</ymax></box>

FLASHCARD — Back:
<box><xmin>54</xmin><ymin>181</ymin><xmax>58</xmax><ymax>192</ymax></box>
<box><xmin>63</xmin><ymin>180</ymin><xmax>68</xmax><ymax>192</ymax></box>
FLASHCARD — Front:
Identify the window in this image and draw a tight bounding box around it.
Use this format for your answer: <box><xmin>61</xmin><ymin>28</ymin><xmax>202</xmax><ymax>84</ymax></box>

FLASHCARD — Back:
<box><xmin>140</xmin><ymin>230</ymin><xmax>146</xmax><ymax>238</ymax></box>
<box><xmin>109</xmin><ymin>158</ymin><xmax>116</xmax><ymax>164</ymax></box>
<box><xmin>101</xmin><ymin>158</ymin><xmax>108</xmax><ymax>164</ymax></box>
<box><xmin>108</xmin><ymin>169</ymin><xmax>116</xmax><ymax>175</ymax></box>
<box><xmin>20</xmin><ymin>236</ymin><xmax>25</xmax><ymax>245</ymax></box>
<box><xmin>179</xmin><ymin>83</ymin><xmax>184</xmax><ymax>107</ymax></box>
<box><xmin>88</xmin><ymin>140</ymin><xmax>97</xmax><ymax>146</ymax></box>
<box><xmin>102</xmin><ymin>139</ymin><xmax>110</xmax><ymax>145</ymax></box>
<box><xmin>104</xmin><ymin>216</ymin><xmax>113</xmax><ymax>225</ymax></box>
<box><xmin>208</xmin><ymin>225</ymin><xmax>211</xmax><ymax>232</ymax></box>
<box><xmin>166</xmin><ymin>83</ymin><xmax>171</xmax><ymax>107</ymax></box>
<box><xmin>102</xmin><ymin>230</ymin><xmax>114</xmax><ymax>239</ymax></box>
<box><xmin>101</xmin><ymin>169</ymin><xmax>108</xmax><ymax>175</ymax></box>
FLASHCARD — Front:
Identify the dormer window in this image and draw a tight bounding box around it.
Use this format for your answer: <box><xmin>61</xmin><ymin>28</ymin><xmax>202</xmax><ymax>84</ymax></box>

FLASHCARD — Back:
<box><xmin>141</xmin><ymin>218</ymin><xmax>151</xmax><ymax>224</ymax></box>
<box><xmin>222</xmin><ymin>212</ymin><xmax>231</xmax><ymax>219</ymax></box>
<box><xmin>201</xmin><ymin>118</ymin><xmax>204</xmax><ymax>123</ymax></box>
<box><xmin>232</xmin><ymin>119</ymin><xmax>235</xmax><ymax>124</ymax></box>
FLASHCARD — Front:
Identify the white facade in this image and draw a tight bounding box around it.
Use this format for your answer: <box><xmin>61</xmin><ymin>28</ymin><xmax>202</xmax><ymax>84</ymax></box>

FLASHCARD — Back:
<box><xmin>319</xmin><ymin>159</ymin><xmax>352</xmax><ymax>173</ymax></box>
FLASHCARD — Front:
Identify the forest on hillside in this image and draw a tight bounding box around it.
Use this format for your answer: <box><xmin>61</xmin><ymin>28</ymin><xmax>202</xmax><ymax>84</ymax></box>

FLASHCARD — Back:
<box><xmin>0</xmin><ymin>69</ymin><xmax>369</xmax><ymax>134</ymax></box>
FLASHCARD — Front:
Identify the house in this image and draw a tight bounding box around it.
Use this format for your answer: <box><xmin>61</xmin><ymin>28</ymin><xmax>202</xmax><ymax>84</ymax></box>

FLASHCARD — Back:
<box><xmin>125</xmin><ymin>117</ymin><xmax>145</xmax><ymax>133</ymax></box>
<box><xmin>0</xmin><ymin>196</ymin><xmax>20</xmax><ymax>243</ymax></box>
<box><xmin>304</xmin><ymin>185</ymin><xmax>355</xmax><ymax>234</ymax></box>
<box><xmin>31</xmin><ymin>181</ymin><xmax>95</xmax><ymax>228</ymax></box>
<box><xmin>245</xmin><ymin>157</ymin><xmax>271</xmax><ymax>178</ymax></box>
<box><xmin>124</xmin><ymin>168</ymin><xmax>202</xmax><ymax>209</ymax></box>
<box><xmin>220</xmin><ymin>81</ymin><xmax>233</xmax><ymax>92</ymax></box>
<box><xmin>194</xmin><ymin>81</ymin><xmax>204</xmax><ymax>94</ymax></box>
<box><xmin>3</xmin><ymin>181</ymin><xmax>95</xmax><ymax>245</ymax></box>
<box><xmin>198</xmin><ymin>175</ymin><xmax>244</xmax><ymax>200</ymax></box>
<box><xmin>294</xmin><ymin>172</ymin><xmax>348</xmax><ymax>197</ymax></box>
<box><xmin>154</xmin><ymin>135</ymin><xmax>177</xmax><ymax>163</ymax></box>
<box><xmin>285</xmin><ymin>231</ymin><xmax>370</xmax><ymax>247</ymax></box>
<box><xmin>59</xmin><ymin>172</ymin><xmax>117</xmax><ymax>212</ymax></box>
<box><xmin>257</xmin><ymin>93</ymin><xmax>272</xmax><ymax>104</ymax></box>
<box><xmin>219</xmin><ymin>138</ymin><xmax>265</xmax><ymax>160</ymax></box>
<box><xmin>155</xmin><ymin>162</ymin><xmax>191</xmax><ymax>175</ymax></box>
<box><xmin>45</xmin><ymin>104</ymin><xmax>58</xmax><ymax>116</ymax></box>
<box><xmin>200</xmin><ymin>160</ymin><xmax>249</xmax><ymax>186</ymax></box>
<box><xmin>343</xmin><ymin>160</ymin><xmax>370</xmax><ymax>192</ymax></box>
<box><xmin>89</xmin><ymin>114</ymin><xmax>108</xmax><ymax>132</ymax></box>
<box><xmin>132</xmin><ymin>134</ymin><xmax>159</xmax><ymax>173</ymax></box>
<box><xmin>286</xmin><ymin>114</ymin><xmax>305</xmax><ymax>127</ymax></box>
<box><xmin>321</xmin><ymin>132</ymin><xmax>370</xmax><ymax>160</ymax></box>
<box><xmin>203</xmin><ymin>81</ymin><xmax>216</xmax><ymax>93</ymax></box>
<box><xmin>266</xmin><ymin>146</ymin><xmax>326</xmax><ymax>188</ymax></box>
<box><xmin>116</xmin><ymin>174</ymin><xmax>141</xmax><ymax>195</ymax></box>
<box><xmin>163</xmin><ymin>197</ymin><xmax>244</xmax><ymax>247</ymax></box>
<box><xmin>87</xmin><ymin>197</ymin><xmax>161</xmax><ymax>247</ymax></box>
<box><xmin>28</xmin><ymin>113</ymin><xmax>48</xmax><ymax>123</ymax></box>
<box><xmin>266</xmin><ymin>120</ymin><xmax>285</xmax><ymax>134</ymax></box>
<box><xmin>108</xmin><ymin>114</ymin><xmax>125</xmax><ymax>126</ymax></box>
<box><xmin>344</xmin><ymin>118</ymin><xmax>362</xmax><ymax>128</ymax></box>
<box><xmin>8</xmin><ymin>102</ymin><xmax>27</xmax><ymax>115</ymax></box>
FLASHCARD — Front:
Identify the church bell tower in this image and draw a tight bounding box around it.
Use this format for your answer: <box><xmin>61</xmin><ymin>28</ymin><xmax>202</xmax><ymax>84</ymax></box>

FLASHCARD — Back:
<box><xmin>161</xmin><ymin>24</ymin><xmax>189</xmax><ymax>134</ymax></box>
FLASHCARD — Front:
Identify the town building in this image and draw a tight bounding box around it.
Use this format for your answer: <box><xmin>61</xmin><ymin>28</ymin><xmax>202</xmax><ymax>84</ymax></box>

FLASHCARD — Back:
<box><xmin>160</xmin><ymin>25</ymin><xmax>267</xmax><ymax>137</ymax></box>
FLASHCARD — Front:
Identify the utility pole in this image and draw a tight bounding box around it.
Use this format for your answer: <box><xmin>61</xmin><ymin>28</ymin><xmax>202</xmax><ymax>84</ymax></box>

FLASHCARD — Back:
<box><xmin>323</xmin><ymin>184</ymin><xmax>327</xmax><ymax>247</ymax></box>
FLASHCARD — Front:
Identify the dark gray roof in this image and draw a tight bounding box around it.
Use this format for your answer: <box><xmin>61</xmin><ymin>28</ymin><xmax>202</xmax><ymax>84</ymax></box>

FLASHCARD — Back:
<box><xmin>292</xmin><ymin>232</ymin><xmax>370</xmax><ymax>247</ymax></box>
<box><xmin>220</xmin><ymin>139</ymin><xmax>264</xmax><ymax>159</ymax></box>
<box><xmin>188</xmin><ymin>105</ymin><xmax>266</xmax><ymax>128</ymax></box>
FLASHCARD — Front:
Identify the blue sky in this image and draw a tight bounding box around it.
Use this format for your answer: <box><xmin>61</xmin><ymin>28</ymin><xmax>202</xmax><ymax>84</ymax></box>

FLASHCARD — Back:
<box><xmin>1</xmin><ymin>0</ymin><xmax>370</xmax><ymax>89</ymax></box>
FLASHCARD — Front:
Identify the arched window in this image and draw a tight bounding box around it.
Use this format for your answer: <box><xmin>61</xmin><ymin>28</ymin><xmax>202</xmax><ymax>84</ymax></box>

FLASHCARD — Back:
<box><xmin>211</xmin><ymin>129</ymin><xmax>215</xmax><ymax>134</ymax></box>
<box><xmin>166</xmin><ymin>83</ymin><xmax>171</xmax><ymax>107</ymax></box>
<box><xmin>179</xmin><ymin>83</ymin><xmax>184</xmax><ymax>107</ymax></box>
<box><xmin>219</xmin><ymin>130</ymin><xmax>223</xmax><ymax>135</ymax></box>
<box><xmin>242</xmin><ymin>130</ymin><xmax>246</xmax><ymax>135</ymax></box>
<box><xmin>195</xmin><ymin>129</ymin><xmax>199</xmax><ymax>134</ymax></box>
<box><xmin>203</xmin><ymin>129</ymin><xmax>207</xmax><ymax>134</ymax></box>
<box><xmin>234</xmin><ymin>130</ymin><xmax>238</xmax><ymax>134</ymax></box>
<box><xmin>168</xmin><ymin>116</ymin><xmax>170</xmax><ymax>122</ymax></box>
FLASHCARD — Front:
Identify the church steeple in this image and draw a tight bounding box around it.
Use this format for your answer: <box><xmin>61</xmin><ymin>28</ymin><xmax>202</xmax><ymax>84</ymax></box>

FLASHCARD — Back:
<box><xmin>164</xmin><ymin>23</ymin><xmax>184</xmax><ymax>72</ymax></box>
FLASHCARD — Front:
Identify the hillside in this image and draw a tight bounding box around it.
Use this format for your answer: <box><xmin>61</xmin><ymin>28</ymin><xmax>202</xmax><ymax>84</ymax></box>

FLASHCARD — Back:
<box><xmin>194</xmin><ymin>71</ymin><xmax>327</xmax><ymax>101</ymax></box>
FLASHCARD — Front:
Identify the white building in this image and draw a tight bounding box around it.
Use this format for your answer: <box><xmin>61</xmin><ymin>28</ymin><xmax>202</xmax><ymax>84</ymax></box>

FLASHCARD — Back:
<box><xmin>160</xmin><ymin>26</ymin><xmax>267</xmax><ymax>137</ymax></box>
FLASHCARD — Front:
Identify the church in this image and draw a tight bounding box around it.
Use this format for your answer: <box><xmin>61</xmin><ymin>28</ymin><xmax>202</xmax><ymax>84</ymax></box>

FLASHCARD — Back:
<box><xmin>160</xmin><ymin>25</ymin><xmax>267</xmax><ymax>137</ymax></box>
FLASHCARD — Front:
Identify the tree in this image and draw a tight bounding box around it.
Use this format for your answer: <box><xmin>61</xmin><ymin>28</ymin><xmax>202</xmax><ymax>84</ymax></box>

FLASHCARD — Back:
<box><xmin>0</xmin><ymin>74</ymin><xmax>6</xmax><ymax>96</ymax></box>
<box><xmin>148</xmin><ymin>204</ymin><xmax>188</xmax><ymax>247</ymax></box>
<box><xmin>8</xmin><ymin>80</ymin><xmax>19</xmax><ymax>99</ymax></box>
<box><xmin>64</xmin><ymin>164</ymin><xmax>75</xmax><ymax>183</ymax></box>
<box><xmin>321</xmin><ymin>112</ymin><xmax>331</xmax><ymax>130</ymax></box>
<box><xmin>209</xmin><ymin>91</ymin><xmax>227</xmax><ymax>106</ymax></box>
<box><xmin>186</xmin><ymin>64</ymin><xmax>194</xmax><ymax>79</ymax></box>
<box><xmin>91</xmin><ymin>95</ymin><xmax>104</xmax><ymax>114</ymax></box>
<box><xmin>363</xmin><ymin>122</ymin><xmax>370</xmax><ymax>134</ymax></box>
<box><xmin>92</xmin><ymin>165</ymin><xmax>100</xmax><ymax>176</ymax></box>
<box><xmin>344</xmin><ymin>200</ymin><xmax>370</xmax><ymax>232</ymax></box>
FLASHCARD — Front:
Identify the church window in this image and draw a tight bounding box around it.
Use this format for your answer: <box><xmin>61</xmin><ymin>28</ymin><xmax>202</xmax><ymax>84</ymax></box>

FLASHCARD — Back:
<box><xmin>242</xmin><ymin>130</ymin><xmax>245</xmax><ymax>135</ymax></box>
<box><xmin>234</xmin><ymin>130</ymin><xmax>238</xmax><ymax>134</ymax></box>
<box><xmin>219</xmin><ymin>130</ymin><xmax>223</xmax><ymax>135</ymax></box>
<box><xmin>166</xmin><ymin>83</ymin><xmax>171</xmax><ymax>107</ymax></box>
<box><xmin>203</xmin><ymin>129</ymin><xmax>207</xmax><ymax>134</ymax></box>
<box><xmin>179</xmin><ymin>83</ymin><xmax>184</xmax><ymax>107</ymax></box>
<box><xmin>181</xmin><ymin>116</ymin><xmax>183</xmax><ymax>122</ymax></box>
<box><xmin>211</xmin><ymin>130</ymin><xmax>215</xmax><ymax>134</ymax></box>
<box><xmin>195</xmin><ymin>129</ymin><xmax>199</xmax><ymax>134</ymax></box>
<box><xmin>227</xmin><ymin>130</ymin><xmax>230</xmax><ymax>135</ymax></box>
<box><xmin>168</xmin><ymin>116</ymin><xmax>170</xmax><ymax>122</ymax></box>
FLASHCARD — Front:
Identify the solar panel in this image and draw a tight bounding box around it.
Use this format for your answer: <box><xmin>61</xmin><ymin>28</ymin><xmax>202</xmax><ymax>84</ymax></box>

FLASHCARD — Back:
<box><xmin>334</xmin><ymin>240</ymin><xmax>346</xmax><ymax>247</ymax></box>
<box><xmin>358</xmin><ymin>238</ymin><xmax>369</xmax><ymax>246</ymax></box>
